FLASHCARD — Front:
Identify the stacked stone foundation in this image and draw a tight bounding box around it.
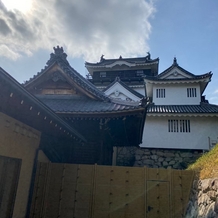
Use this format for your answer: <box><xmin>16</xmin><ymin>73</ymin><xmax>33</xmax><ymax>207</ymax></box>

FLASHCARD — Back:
<box><xmin>185</xmin><ymin>178</ymin><xmax>218</xmax><ymax>218</ymax></box>
<box><xmin>116</xmin><ymin>147</ymin><xmax>202</xmax><ymax>170</ymax></box>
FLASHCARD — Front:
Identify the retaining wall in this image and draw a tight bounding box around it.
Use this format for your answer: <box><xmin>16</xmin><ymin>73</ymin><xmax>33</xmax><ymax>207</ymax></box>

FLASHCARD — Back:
<box><xmin>116</xmin><ymin>147</ymin><xmax>202</xmax><ymax>169</ymax></box>
<box><xmin>185</xmin><ymin>178</ymin><xmax>218</xmax><ymax>218</ymax></box>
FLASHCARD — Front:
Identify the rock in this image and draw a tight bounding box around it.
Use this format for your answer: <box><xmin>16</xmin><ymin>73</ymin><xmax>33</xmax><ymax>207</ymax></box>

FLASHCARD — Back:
<box><xmin>151</xmin><ymin>150</ymin><xmax>157</xmax><ymax>155</ymax></box>
<box><xmin>175</xmin><ymin>153</ymin><xmax>180</xmax><ymax>157</ymax></box>
<box><xmin>211</xmin><ymin>179</ymin><xmax>218</xmax><ymax>190</ymax></box>
<box><xmin>156</xmin><ymin>151</ymin><xmax>164</xmax><ymax>156</ymax></box>
<box><xmin>135</xmin><ymin>149</ymin><xmax>144</xmax><ymax>155</ymax></box>
<box><xmin>206</xmin><ymin>202</ymin><xmax>216</xmax><ymax>218</ymax></box>
<box><xmin>175</xmin><ymin>157</ymin><xmax>183</xmax><ymax>162</ymax></box>
<box><xmin>198</xmin><ymin>194</ymin><xmax>210</xmax><ymax>205</ymax></box>
<box><xmin>162</xmin><ymin>161</ymin><xmax>168</xmax><ymax>166</ymax></box>
<box><xmin>169</xmin><ymin>160</ymin><xmax>176</xmax><ymax>165</ymax></box>
<box><xmin>201</xmin><ymin>179</ymin><xmax>212</xmax><ymax>193</ymax></box>
<box><xmin>135</xmin><ymin>155</ymin><xmax>141</xmax><ymax>161</ymax></box>
<box><xmin>158</xmin><ymin>157</ymin><xmax>164</xmax><ymax>162</ymax></box>
<box><xmin>166</xmin><ymin>157</ymin><xmax>172</xmax><ymax>162</ymax></box>
<box><xmin>207</xmin><ymin>191</ymin><xmax>217</xmax><ymax>201</ymax></box>
<box><xmin>143</xmin><ymin>159</ymin><xmax>154</xmax><ymax>165</ymax></box>
<box><xmin>180</xmin><ymin>152</ymin><xmax>193</xmax><ymax>158</ymax></box>
<box><xmin>214</xmin><ymin>198</ymin><xmax>218</xmax><ymax>214</ymax></box>
<box><xmin>186</xmin><ymin>178</ymin><xmax>218</xmax><ymax>218</ymax></box>
<box><xmin>141</xmin><ymin>155</ymin><xmax>149</xmax><ymax>160</ymax></box>
<box><xmin>163</xmin><ymin>152</ymin><xmax>175</xmax><ymax>157</ymax></box>
<box><xmin>151</xmin><ymin>155</ymin><xmax>158</xmax><ymax>160</ymax></box>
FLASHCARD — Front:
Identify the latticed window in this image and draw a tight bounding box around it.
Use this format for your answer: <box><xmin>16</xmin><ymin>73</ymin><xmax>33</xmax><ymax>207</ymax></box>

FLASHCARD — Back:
<box><xmin>168</xmin><ymin>119</ymin><xmax>190</xmax><ymax>132</ymax></box>
<box><xmin>156</xmin><ymin>88</ymin><xmax>165</xmax><ymax>98</ymax></box>
<box><xmin>187</xmin><ymin>88</ymin><xmax>196</xmax><ymax>97</ymax></box>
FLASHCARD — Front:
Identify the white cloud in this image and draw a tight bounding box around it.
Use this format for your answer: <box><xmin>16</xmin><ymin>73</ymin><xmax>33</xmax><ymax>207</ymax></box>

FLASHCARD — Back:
<box><xmin>0</xmin><ymin>0</ymin><xmax>155</xmax><ymax>61</ymax></box>
<box><xmin>0</xmin><ymin>44</ymin><xmax>21</xmax><ymax>60</ymax></box>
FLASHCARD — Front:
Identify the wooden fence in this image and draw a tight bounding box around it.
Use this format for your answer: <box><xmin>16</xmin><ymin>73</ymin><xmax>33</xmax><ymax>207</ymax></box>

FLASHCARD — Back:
<box><xmin>30</xmin><ymin>162</ymin><xmax>194</xmax><ymax>218</ymax></box>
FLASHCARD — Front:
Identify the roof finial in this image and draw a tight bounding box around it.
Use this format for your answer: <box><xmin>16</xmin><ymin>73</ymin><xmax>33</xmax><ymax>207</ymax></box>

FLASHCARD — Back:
<box><xmin>173</xmin><ymin>57</ymin><xmax>178</xmax><ymax>65</ymax></box>
<box><xmin>46</xmin><ymin>46</ymin><xmax>69</xmax><ymax>66</ymax></box>
<box><xmin>53</xmin><ymin>46</ymin><xmax>64</xmax><ymax>55</ymax></box>
<box><xmin>145</xmin><ymin>52</ymin><xmax>151</xmax><ymax>61</ymax></box>
<box><xmin>100</xmin><ymin>54</ymin><xmax>105</xmax><ymax>62</ymax></box>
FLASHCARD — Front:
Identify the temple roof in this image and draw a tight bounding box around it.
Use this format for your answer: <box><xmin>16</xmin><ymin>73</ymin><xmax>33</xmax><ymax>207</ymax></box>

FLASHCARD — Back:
<box><xmin>85</xmin><ymin>55</ymin><xmax>159</xmax><ymax>67</ymax></box>
<box><xmin>23</xmin><ymin>47</ymin><xmax>147</xmax><ymax>116</ymax></box>
<box><xmin>0</xmin><ymin>67</ymin><xmax>86</xmax><ymax>141</ymax></box>
<box><xmin>36</xmin><ymin>95</ymin><xmax>144</xmax><ymax>115</ymax></box>
<box><xmin>85</xmin><ymin>53</ymin><xmax>159</xmax><ymax>75</ymax></box>
<box><xmin>24</xmin><ymin>46</ymin><xmax>110</xmax><ymax>102</ymax></box>
<box><xmin>147</xmin><ymin>103</ymin><xmax>218</xmax><ymax>116</ymax></box>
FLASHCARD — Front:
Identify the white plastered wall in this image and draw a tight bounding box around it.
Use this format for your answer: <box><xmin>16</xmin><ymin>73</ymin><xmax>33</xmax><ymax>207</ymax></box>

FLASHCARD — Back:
<box><xmin>104</xmin><ymin>82</ymin><xmax>142</xmax><ymax>102</ymax></box>
<box><xmin>141</xmin><ymin>115</ymin><xmax>218</xmax><ymax>150</ymax></box>
<box><xmin>153</xmin><ymin>83</ymin><xmax>201</xmax><ymax>105</ymax></box>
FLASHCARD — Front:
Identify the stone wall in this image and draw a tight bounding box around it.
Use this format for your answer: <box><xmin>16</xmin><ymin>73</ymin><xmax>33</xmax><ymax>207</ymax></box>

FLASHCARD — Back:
<box><xmin>186</xmin><ymin>178</ymin><xmax>218</xmax><ymax>218</ymax></box>
<box><xmin>116</xmin><ymin>147</ymin><xmax>202</xmax><ymax>169</ymax></box>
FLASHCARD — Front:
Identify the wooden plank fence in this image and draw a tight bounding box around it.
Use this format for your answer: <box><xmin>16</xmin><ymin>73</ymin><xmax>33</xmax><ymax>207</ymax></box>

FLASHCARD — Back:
<box><xmin>30</xmin><ymin>162</ymin><xmax>194</xmax><ymax>218</ymax></box>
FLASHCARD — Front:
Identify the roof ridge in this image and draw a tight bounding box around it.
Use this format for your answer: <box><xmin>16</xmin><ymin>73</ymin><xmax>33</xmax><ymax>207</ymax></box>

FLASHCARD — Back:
<box><xmin>158</xmin><ymin>58</ymin><xmax>195</xmax><ymax>78</ymax></box>
<box><xmin>0</xmin><ymin>67</ymin><xmax>86</xmax><ymax>141</ymax></box>
<box><xmin>24</xmin><ymin>46</ymin><xmax>110</xmax><ymax>102</ymax></box>
<box><xmin>85</xmin><ymin>54</ymin><xmax>159</xmax><ymax>66</ymax></box>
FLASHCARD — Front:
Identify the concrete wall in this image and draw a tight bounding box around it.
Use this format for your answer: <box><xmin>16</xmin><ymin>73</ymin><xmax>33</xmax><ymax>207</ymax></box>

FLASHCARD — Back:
<box><xmin>153</xmin><ymin>83</ymin><xmax>201</xmax><ymax>105</ymax></box>
<box><xmin>142</xmin><ymin>116</ymin><xmax>218</xmax><ymax>150</ymax></box>
<box><xmin>0</xmin><ymin>112</ymin><xmax>41</xmax><ymax>218</ymax></box>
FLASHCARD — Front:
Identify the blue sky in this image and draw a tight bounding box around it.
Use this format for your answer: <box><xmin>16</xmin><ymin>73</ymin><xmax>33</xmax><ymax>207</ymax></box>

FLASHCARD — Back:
<box><xmin>0</xmin><ymin>0</ymin><xmax>217</xmax><ymax>104</ymax></box>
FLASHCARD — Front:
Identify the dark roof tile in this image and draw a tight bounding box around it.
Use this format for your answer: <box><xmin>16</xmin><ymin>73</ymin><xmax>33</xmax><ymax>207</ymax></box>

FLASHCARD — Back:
<box><xmin>24</xmin><ymin>46</ymin><xmax>110</xmax><ymax>102</ymax></box>
<box><xmin>85</xmin><ymin>55</ymin><xmax>159</xmax><ymax>67</ymax></box>
<box><xmin>147</xmin><ymin>104</ymin><xmax>218</xmax><ymax>114</ymax></box>
<box><xmin>36</xmin><ymin>95</ymin><xmax>143</xmax><ymax>113</ymax></box>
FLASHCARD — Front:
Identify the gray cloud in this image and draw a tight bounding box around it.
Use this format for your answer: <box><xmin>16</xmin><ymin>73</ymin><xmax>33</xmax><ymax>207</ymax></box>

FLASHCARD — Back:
<box><xmin>0</xmin><ymin>18</ymin><xmax>11</xmax><ymax>35</ymax></box>
<box><xmin>0</xmin><ymin>0</ymin><xmax>155</xmax><ymax>61</ymax></box>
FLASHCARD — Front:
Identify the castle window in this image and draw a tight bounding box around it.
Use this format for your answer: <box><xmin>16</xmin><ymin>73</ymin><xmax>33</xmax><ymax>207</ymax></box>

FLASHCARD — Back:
<box><xmin>100</xmin><ymin>72</ymin><xmax>106</xmax><ymax>78</ymax></box>
<box><xmin>180</xmin><ymin>120</ymin><xmax>190</xmax><ymax>132</ymax></box>
<box><xmin>136</xmin><ymin>70</ymin><xmax>144</xmax><ymax>77</ymax></box>
<box><xmin>168</xmin><ymin>120</ymin><xmax>179</xmax><ymax>132</ymax></box>
<box><xmin>156</xmin><ymin>88</ymin><xmax>165</xmax><ymax>98</ymax></box>
<box><xmin>187</xmin><ymin>88</ymin><xmax>196</xmax><ymax>97</ymax></box>
<box><xmin>168</xmin><ymin>119</ymin><xmax>190</xmax><ymax>133</ymax></box>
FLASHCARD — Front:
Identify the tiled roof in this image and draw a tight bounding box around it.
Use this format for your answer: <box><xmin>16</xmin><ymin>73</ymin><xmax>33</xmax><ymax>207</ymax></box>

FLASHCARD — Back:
<box><xmin>85</xmin><ymin>55</ymin><xmax>159</xmax><ymax>67</ymax></box>
<box><xmin>103</xmin><ymin>77</ymin><xmax>144</xmax><ymax>99</ymax></box>
<box><xmin>147</xmin><ymin>103</ymin><xmax>218</xmax><ymax>114</ymax></box>
<box><xmin>0</xmin><ymin>67</ymin><xmax>86</xmax><ymax>141</ymax></box>
<box><xmin>36</xmin><ymin>95</ymin><xmax>143</xmax><ymax>114</ymax></box>
<box><xmin>157</xmin><ymin>58</ymin><xmax>212</xmax><ymax>80</ymax></box>
<box><xmin>144</xmin><ymin>72</ymin><xmax>212</xmax><ymax>82</ymax></box>
<box><xmin>24</xmin><ymin>46</ymin><xmax>109</xmax><ymax>102</ymax></box>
